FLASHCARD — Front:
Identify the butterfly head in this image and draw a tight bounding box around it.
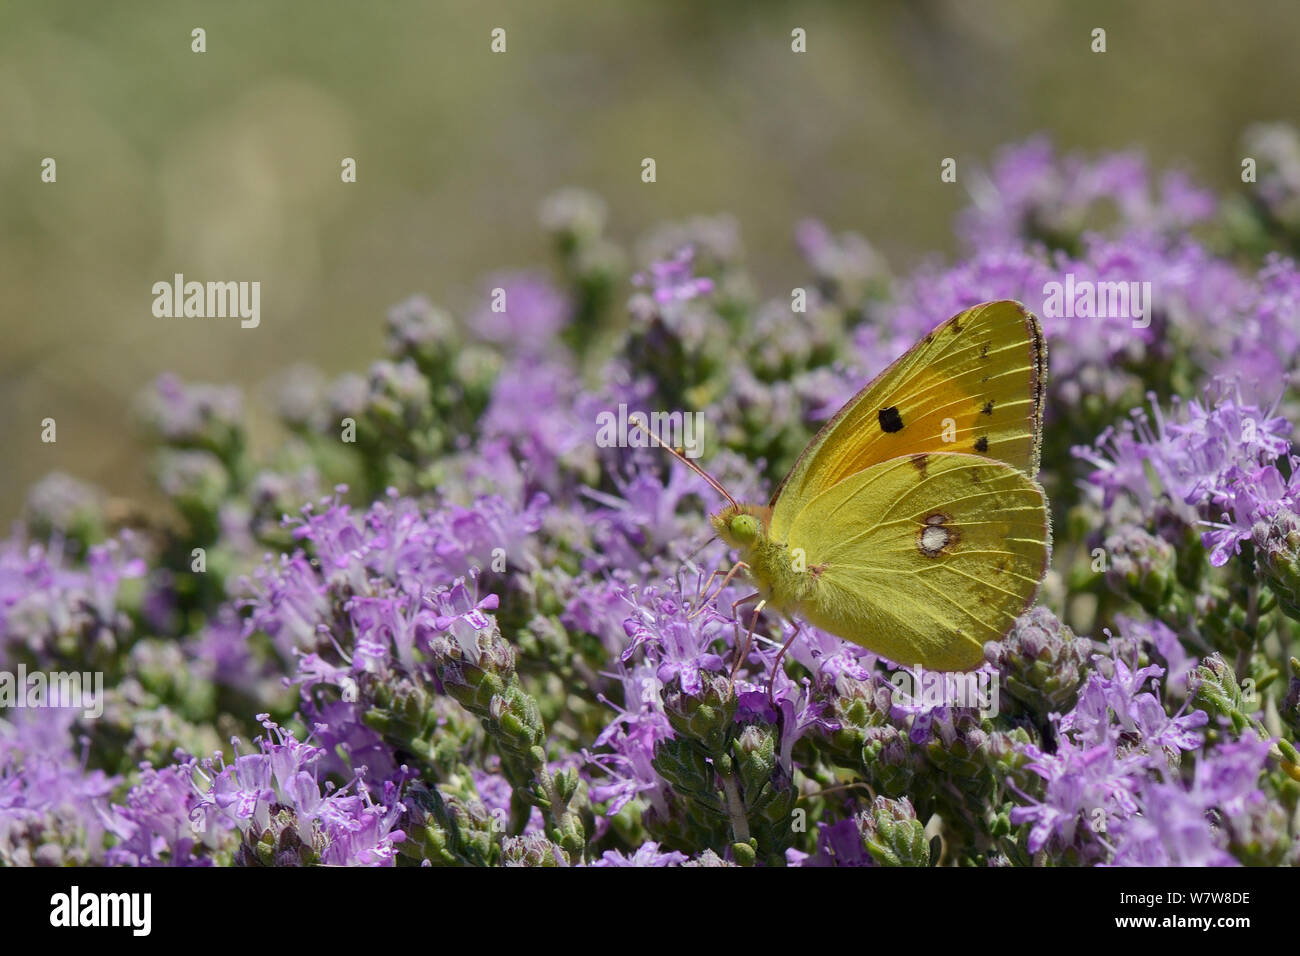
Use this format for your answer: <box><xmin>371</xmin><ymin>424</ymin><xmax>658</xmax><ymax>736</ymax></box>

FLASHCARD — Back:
<box><xmin>710</xmin><ymin>503</ymin><xmax>771</xmax><ymax>550</ymax></box>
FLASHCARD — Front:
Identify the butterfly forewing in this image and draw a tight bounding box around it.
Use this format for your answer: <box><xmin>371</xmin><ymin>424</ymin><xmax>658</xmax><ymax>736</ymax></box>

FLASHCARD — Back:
<box><xmin>769</xmin><ymin>300</ymin><xmax>1045</xmax><ymax>542</ymax></box>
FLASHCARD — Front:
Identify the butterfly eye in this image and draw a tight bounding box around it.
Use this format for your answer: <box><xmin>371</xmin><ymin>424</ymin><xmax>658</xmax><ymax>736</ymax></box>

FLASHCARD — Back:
<box><xmin>729</xmin><ymin>514</ymin><xmax>759</xmax><ymax>543</ymax></box>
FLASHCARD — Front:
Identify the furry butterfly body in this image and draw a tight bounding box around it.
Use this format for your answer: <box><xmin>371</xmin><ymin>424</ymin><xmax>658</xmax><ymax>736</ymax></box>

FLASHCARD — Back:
<box><xmin>711</xmin><ymin>300</ymin><xmax>1050</xmax><ymax>672</ymax></box>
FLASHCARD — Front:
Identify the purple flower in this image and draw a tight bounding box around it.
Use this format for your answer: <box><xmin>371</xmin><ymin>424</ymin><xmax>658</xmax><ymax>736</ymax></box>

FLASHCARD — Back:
<box><xmin>429</xmin><ymin>492</ymin><xmax>548</xmax><ymax>579</ymax></box>
<box><xmin>185</xmin><ymin>605</ymin><xmax>266</xmax><ymax>695</ymax></box>
<box><xmin>1115</xmin><ymin>616</ymin><xmax>1197</xmax><ymax>696</ymax></box>
<box><xmin>960</xmin><ymin>137</ymin><xmax>1214</xmax><ymax>249</ymax></box>
<box><xmin>1218</xmin><ymin>255</ymin><xmax>1300</xmax><ymax>400</ymax></box>
<box><xmin>885</xmin><ymin>662</ymin><xmax>1001</xmax><ymax>741</ymax></box>
<box><xmin>0</xmin><ymin>709</ymin><xmax>118</xmax><ymax>865</ymax></box>
<box><xmin>806</xmin><ymin>817</ymin><xmax>873</xmax><ymax>867</ymax></box>
<box><xmin>0</xmin><ymin>534</ymin><xmax>145</xmax><ymax>667</ymax></box>
<box><xmin>471</xmin><ymin>765</ymin><xmax>545</xmax><ymax>835</ymax></box>
<box><xmin>239</xmin><ymin>552</ymin><xmax>332</xmax><ymax>663</ymax></box>
<box><xmin>102</xmin><ymin>762</ymin><xmax>210</xmax><ymax>866</ymax></box>
<box><xmin>1109</xmin><ymin>778</ymin><xmax>1230</xmax><ymax>866</ymax></box>
<box><xmin>587</xmin><ymin>662</ymin><xmax>673</xmax><ymax>818</ymax></box>
<box><xmin>1110</xmin><ymin>738</ymin><xmax>1272</xmax><ymax>866</ymax></box>
<box><xmin>1012</xmin><ymin>647</ymin><xmax>1208</xmax><ymax>860</ymax></box>
<box><xmin>736</xmin><ymin>676</ymin><xmax>830</xmax><ymax>778</ymax></box>
<box><xmin>137</xmin><ymin>373</ymin><xmax>243</xmax><ymax>452</ymax></box>
<box><xmin>480</xmin><ymin>359</ymin><xmax>596</xmax><ymax>497</ymax></box>
<box><xmin>1201</xmin><ymin>462</ymin><xmax>1300</xmax><ymax>566</ymax></box>
<box><xmin>471</xmin><ymin>272</ymin><xmax>570</xmax><ymax>354</ymax></box>
<box><xmin>241</xmin><ymin>488</ymin><xmax>546</xmax><ymax>665</ymax></box>
<box><xmin>427</xmin><ymin>579</ymin><xmax>501</xmax><ymax>665</ymax></box>
<box><xmin>1012</xmin><ymin>732</ymin><xmax>1145</xmax><ymax>859</ymax></box>
<box><xmin>620</xmin><ymin>586</ymin><xmax>727</xmax><ymax>696</ymax></box>
<box><xmin>581</xmin><ymin>460</ymin><xmax>724</xmax><ymax>576</ymax></box>
<box><xmin>1063</xmin><ymin>651</ymin><xmax>1208</xmax><ymax>755</ymax></box>
<box><xmin>301</xmin><ymin>696</ymin><xmax>402</xmax><ymax>787</ymax></box>
<box><xmin>563</xmin><ymin>575</ymin><xmax>642</xmax><ymax>660</ymax></box>
<box><xmin>1075</xmin><ymin>386</ymin><xmax>1297</xmax><ymax>564</ymax></box>
<box><xmin>589</xmin><ymin>841</ymin><xmax>689</xmax><ymax>866</ymax></box>
<box><xmin>794</xmin><ymin>219</ymin><xmax>886</xmax><ymax>303</ymax></box>
<box><xmin>791</xmin><ymin>625</ymin><xmax>874</xmax><ymax>690</ymax></box>
<box><xmin>194</xmin><ymin>717</ymin><xmax>405</xmax><ymax>866</ymax></box>
<box><xmin>632</xmin><ymin>246</ymin><xmax>715</xmax><ymax>307</ymax></box>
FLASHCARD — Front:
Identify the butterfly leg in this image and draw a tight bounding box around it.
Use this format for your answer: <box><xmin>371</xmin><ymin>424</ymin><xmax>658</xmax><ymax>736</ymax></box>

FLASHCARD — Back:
<box><xmin>766</xmin><ymin>620</ymin><xmax>804</xmax><ymax>707</ymax></box>
<box><xmin>728</xmin><ymin>597</ymin><xmax>767</xmax><ymax>691</ymax></box>
<box><xmin>727</xmin><ymin>591</ymin><xmax>762</xmax><ymax>648</ymax></box>
<box><xmin>689</xmin><ymin>560</ymin><xmax>749</xmax><ymax>620</ymax></box>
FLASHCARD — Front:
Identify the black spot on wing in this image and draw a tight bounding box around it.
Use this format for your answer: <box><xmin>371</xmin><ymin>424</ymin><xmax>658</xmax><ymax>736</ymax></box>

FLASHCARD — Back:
<box><xmin>981</xmin><ymin>400</ymin><xmax>994</xmax><ymax>416</ymax></box>
<box><xmin>974</xmin><ymin>435</ymin><xmax>990</xmax><ymax>453</ymax></box>
<box><xmin>878</xmin><ymin>406</ymin><xmax>904</xmax><ymax>433</ymax></box>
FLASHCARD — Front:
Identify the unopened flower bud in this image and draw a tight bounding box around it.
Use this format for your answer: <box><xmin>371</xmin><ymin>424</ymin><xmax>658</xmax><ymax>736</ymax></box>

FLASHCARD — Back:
<box><xmin>1103</xmin><ymin>527</ymin><xmax>1176</xmax><ymax>611</ymax></box>
<box><xmin>662</xmin><ymin>675</ymin><xmax>736</xmax><ymax>752</ymax></box>
<box><xmin>858</xmin><ymin>796</ymin><xmax>929</xmax><ymax>867</ymax></box>
<box><xmin>986</xmin><ymin>606</ymin><xmax>1091</xmax><ymax>717</ymax></box>
<box><xmin>1253</xmin><ymin>509</ymin><xmax>1300</xmax><ymax>622</ymax></box>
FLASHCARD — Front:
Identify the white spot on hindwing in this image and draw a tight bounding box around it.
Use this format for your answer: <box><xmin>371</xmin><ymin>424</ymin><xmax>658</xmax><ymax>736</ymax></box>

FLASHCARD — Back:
<box><xmin>918</xmin><ymin>512</ymin><xmax>953</xmax><ymax>558</ymax></box>
<box><xmin>921</xmin><ymin>525</ymin><xmax>949</xmax><ymax>554</ymax></box>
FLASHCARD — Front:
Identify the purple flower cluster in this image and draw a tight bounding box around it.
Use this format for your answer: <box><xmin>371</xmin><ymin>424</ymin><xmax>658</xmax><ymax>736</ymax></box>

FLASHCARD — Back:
<box><xmin>0</xmin><ymin>533</ymin><xmax>146</xmax><ymax>667</ymax></box>
<box><xmin>632</xmin><ymin>245</ymin><xmax>715</xmax><ymax>308</ymax></box>
<box><xmin>1076</xmin><ymin>386</ymin><xmax>1297</xmax><ymax>565</ymax></box>
<box><xmin>4</xmin><ymin>135</ymin><xmax>1300</xmax><ymax>866</ymax></box>
<box><xmin>193</xmin><ymin>717</ymin><xmax>406</xmax><ymax>866</ymax></box>
<box><xmin>0</xmin><ymin>709</ymin><xmax>117</xmax><ymax>865</ymax></box>
<box><xmin>1012</xmin><ymin>648</ymin><xmax>1210</xmax><ymax>860</ymax></box>
<box><xmin>960</xmin><ymin>137</ymin><xmax>1216</xmax><ymax>249</ymax></box>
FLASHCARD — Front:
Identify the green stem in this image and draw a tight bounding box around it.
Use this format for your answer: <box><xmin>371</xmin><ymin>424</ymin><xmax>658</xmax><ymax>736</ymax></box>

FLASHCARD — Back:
<box><xmin>1236</xmin><ymin>583</ymin><xmax>1259</xmax><ymax>681</ymax></box>
<box><xmin>719</xmin><ymin>769</ymin><xmax>751</xmax><ymax>845</ymax></box>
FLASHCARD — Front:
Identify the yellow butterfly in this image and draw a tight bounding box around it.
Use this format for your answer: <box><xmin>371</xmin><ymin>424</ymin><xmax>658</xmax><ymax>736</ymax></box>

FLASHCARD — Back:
<box><xmin>657</xmin><ymin>299</ymin><xmax>1050</xmax><ymax>677</ymax></box>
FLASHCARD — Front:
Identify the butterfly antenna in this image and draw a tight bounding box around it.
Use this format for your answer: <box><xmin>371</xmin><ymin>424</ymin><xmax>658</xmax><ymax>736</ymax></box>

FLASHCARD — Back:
<box><xmin>629</xmin><ymin>416</ymin><xmax>740</xmax><ymax>510</ymax></box>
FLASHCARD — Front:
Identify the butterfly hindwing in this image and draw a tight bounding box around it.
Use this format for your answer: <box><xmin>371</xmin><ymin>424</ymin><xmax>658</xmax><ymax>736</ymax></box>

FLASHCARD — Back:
<box><xmin>769</xmin><ymin>300</ymin><xmax>1045</xmax><ymax>541</ymax></box>
<box><xmin>784</xmin><ymin>452</ymin><xmax>1049</xmax><ymax>671</ymax></box>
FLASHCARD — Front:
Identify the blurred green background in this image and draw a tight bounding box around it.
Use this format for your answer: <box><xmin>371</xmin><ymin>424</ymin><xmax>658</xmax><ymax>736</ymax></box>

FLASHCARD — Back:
<box><xmin>4</xmin><ymin>0</ymin><xmax>1299</xmax><ymax>522</ymax></box>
